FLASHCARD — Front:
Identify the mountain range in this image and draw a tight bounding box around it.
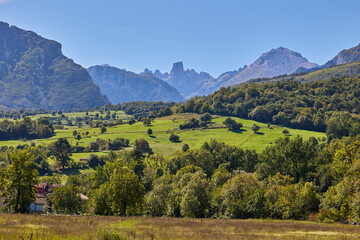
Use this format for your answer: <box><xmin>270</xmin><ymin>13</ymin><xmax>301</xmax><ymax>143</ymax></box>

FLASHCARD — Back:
<box><xmin>1</xmin><ymin>20</ymin><xmax>360</xmax><ymax>111</ymax></box>
<box><xmin>143</xmin><ymin>47</ymin><xmax>318</xmax><ymax>99</ymax></box>
<box><xmin>0</xmin><ymin>21</ymin><xmax>108</xmax><ymax>111</ymax></box>
<box><xmin>88</xmin><ymin>65</ymin><xmax>184</xmax><ymax>103</ymax></box>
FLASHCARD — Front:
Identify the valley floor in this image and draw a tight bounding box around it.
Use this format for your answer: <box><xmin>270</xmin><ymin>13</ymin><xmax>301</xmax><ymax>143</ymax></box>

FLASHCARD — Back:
<box><xmin>1</xmin><ymin>214</ymin><xmax>359</xmax><ymax>240</ymax></box>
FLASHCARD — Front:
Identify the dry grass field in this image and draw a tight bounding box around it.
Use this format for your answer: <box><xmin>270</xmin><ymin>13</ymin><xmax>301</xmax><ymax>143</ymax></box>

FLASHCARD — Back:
<box><xmin>1</xmin><ymin>214</ymin><xmax>360</xmax><ymax>240</ymax></box>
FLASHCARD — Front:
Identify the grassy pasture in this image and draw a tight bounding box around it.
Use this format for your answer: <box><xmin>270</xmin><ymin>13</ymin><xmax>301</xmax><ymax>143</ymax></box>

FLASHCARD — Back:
<box><xmin>1</xmin><ymin>214</ymin><xmax>359</xmax><ymax>240</ymax></box>
<box><xmin>0</xmin><ymin>114</ymin><xmax>326</xmax><ymax>156</ymax></box>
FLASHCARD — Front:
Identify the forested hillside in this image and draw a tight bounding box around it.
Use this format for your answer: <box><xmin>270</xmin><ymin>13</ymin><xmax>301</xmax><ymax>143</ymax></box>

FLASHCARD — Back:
<box><xmin>171</xmin><ymin>76</ymin><xmax>360</xmax><ymax>139</ymax></box>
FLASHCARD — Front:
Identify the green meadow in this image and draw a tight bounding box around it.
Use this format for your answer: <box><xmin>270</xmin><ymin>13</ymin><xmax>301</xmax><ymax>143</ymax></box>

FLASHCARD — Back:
<box><xmin>0</xmin><ymin>113</ymin><xmax>326</xmax><ymax>156</ymax></box>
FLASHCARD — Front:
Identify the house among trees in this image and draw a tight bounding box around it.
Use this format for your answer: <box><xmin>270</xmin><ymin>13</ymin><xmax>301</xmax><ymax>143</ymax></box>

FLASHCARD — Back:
<box><xmin>30</xmin><ymin>183</ymin><xmax>49</xmax><ymax>213</ymax></box>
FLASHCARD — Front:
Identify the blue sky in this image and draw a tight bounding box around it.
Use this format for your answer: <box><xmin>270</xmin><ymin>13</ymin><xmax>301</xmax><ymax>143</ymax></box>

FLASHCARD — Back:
<box><xmin>0</xmin><ymin>0</ymin><xmax>360</xmax><ymax>77</ymax></box>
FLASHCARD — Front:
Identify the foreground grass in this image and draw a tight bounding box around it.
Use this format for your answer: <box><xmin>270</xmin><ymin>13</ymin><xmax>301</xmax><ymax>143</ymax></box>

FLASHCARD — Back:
<box><xmin>0</xmin><ymin>114</ymin><xmax>326</xmax><ymax>156</ymax></box>
<box><xmin>1</xmin><ymin>214</ymin><xmax>360</xmax><ymax>240</ymax></box>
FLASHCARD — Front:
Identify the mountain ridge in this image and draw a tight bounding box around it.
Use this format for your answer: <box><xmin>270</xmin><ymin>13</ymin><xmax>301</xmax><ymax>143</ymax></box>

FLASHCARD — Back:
<box><xmin>88</xmin><ymin>65</ymin><xmax>185</xmax><ymax>104</ymax></box>
<box><xmin>295</xmin><ymin>43</ymin><xmax>360</xmax><ymax>73</ymax></box>
<box><xmin>0</xmin><ymin>21</ymin><xmax>109</xmax><ymax>111</ymax></box>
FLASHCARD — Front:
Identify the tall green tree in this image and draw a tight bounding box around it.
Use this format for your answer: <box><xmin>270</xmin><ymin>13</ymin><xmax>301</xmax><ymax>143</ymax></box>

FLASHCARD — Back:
<box><xmin>53</xmin><ymin>184</ymin><xmax>82</xmax><ymax>214</ymax></box>
<box><xmin>107</xmin><ymin>167</ymin><xmax>145</xmax><ymax>215</ymax></box>
<box><xmin>0</xmin><ymin>150</ymin><xmax>39</xmax><ymax>213</ymax></box>
<box><xmin>50</xmin><ymin>138</ymin><xmax>72</xmax><ymax>169</ymax></box>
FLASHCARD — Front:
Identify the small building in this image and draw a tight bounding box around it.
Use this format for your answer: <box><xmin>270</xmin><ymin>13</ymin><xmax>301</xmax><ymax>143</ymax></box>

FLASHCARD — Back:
<box><xmin>30</xmin><ymin>196</ymin><xmax>47</xmax><ymax>212</ymax></box>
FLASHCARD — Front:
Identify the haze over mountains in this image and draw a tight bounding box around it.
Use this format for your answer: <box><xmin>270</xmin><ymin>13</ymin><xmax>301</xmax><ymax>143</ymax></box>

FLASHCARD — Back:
<box><xmin>144</xmin><ymin>47</ymin><xmax>318</xmax><ymax>99</ymax></box>
<box><xmin>1</xmin><ymin>20</ymin><xmax>360</xmax><ymax>111</ymax></box>
<box><xmin>88</xmin><ymin>65</ymin><xmax>184</xmax><ymax>104</ymax></box>
<box><xmin>295</xmin><ymin>44</ymin><xmax>360</xmax><ymax>73</ymax></box>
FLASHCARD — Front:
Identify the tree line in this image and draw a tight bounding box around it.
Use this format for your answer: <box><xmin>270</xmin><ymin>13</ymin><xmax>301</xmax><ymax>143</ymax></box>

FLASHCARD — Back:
<box><xmin>2</xmin><ymin>135</ymin><xmax>360</xmax><ymax>223</ymax></box>
<box><xmin>0</xmin><ymin>117</ymin><xmax>54</xmax><ymax>140</ymax></box>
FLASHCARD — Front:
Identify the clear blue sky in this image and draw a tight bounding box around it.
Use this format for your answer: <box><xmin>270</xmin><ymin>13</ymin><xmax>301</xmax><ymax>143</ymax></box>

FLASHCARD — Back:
<box><xmin>1</xmin><ymin>0</ymin><xmax>360</xmax><ymax>77</ymax></box>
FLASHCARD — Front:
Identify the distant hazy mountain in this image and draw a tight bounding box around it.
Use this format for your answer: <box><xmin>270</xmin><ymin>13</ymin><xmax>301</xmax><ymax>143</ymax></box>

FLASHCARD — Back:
<box><xmin>176</xmin><ymin>47</ymin><xmax>318</xmax><ymax>98</ymax></box>
<box><xmin>88</xmin><ymin>65</ymin><xmax>184</xmax><ymax>103</ymax></box>
<box><xmin>246</xmin><ymin>59</ymin><xmax>360</xmax><ymax>85</ymax></box>
<box><xmin>0</xmin><ymin>21</ymin><xmax>109</xmax><ymax>111</ymax></box>
<box><xmin>142</xmin><ymin>62</ymin><xmax>215</xmax><ymax>99</ymax></box>
<box><xmin>296</xmin><ymin>44</ymin><xmax>360</xmax><ymax>73</ymax></box>
<box><xmin>222</xmin><ymin>47</ymin><xmax>318</xmax><ymax>87</ymax></box>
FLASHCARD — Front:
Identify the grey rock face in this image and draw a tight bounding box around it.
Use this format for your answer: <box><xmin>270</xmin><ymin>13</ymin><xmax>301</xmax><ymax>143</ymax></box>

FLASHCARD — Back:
<box><xmin>0</xmin><ymin>21</ymin><xmax>109</xmax><ymax>111</ymax></box>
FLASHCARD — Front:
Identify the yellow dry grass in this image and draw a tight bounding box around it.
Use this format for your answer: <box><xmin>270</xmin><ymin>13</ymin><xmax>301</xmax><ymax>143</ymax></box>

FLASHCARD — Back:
<box><xmin>1</xmin><ymin>214</ymin><xmax>360</xmax><ymax>240</ymax></box>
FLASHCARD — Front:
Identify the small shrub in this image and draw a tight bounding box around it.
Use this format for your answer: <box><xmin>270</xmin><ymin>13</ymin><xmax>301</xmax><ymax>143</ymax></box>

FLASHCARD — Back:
<box><xmin>170</xmin><ymin>134</ymin><xmax>180</xmax><ymax>142</ymax></box>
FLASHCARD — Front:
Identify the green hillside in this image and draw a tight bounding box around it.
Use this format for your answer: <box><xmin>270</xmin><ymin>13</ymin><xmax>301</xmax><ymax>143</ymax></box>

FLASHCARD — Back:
<box><xmin>0</xmin><ymin>113</ymin><xmax>325</xmax><ymax>156</ymax></box>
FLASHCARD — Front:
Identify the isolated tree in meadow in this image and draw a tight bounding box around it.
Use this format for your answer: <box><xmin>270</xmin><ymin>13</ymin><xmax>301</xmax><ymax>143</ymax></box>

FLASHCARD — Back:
<box><xmin>73</xmin><ymin>130</ymin><xmax>77</xmax><ymax>137</ymax></box>
<box><xmin>200</xmin><ymin>113</ymin><xmax>212</xmax><ymax>123</ymax></box>
<box><xmin>0</xmin><ymin>150</ymin><xmax>39</xmax><ymax>213</ymax></box>
<box><xmin>76</xmin><ymin>134</ymin><xmax>81</xmax><ymax>141</ymax></box>
<box><xmin>170</xmin><ymin>134</ymin><xmax>180</xmax><ymax>142</ymax></box>
<box><xmin>50</xmin><ymin>138</ymin><xmax>72</xmax><ymax>169</ymax></box>
<box><xmin>282</xmin><ymin>129</ymin><xmax>289</xmax><ymax>135</ymax></box>
<box><xmin>101</xmin><ymin>126</ymin><xmax>107</xmax><ymax>134</ymax></box>
<box><xmin>252</xmin><ymin>124</ymin><xmax>260</xmax><ymax>133</ymax></box>
<box><xmin>143</xmin><ymin>118</ymin><xmax>152</xmax><ymax>126</ymax></box>
<box><xmin>147</xmin><ymin>128</ymin><xmax>153</xmax><ymax>135</ymax></box>
<box><xmin>182</xmin><ymin>144</ymin><xmax>189</xmax><ymax>152</ymax></box>
<box><xmin>223</xmin><ymin>117</ymin><xmax>243</xmax><ymax>131</ymax></box>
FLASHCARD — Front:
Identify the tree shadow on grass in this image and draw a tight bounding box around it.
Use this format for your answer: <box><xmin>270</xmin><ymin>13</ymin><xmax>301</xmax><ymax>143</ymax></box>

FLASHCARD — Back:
<box><xmin>255</xmin><ymin>132</ymin><xmax>265</xmax><ymax>135</ymax></box>
<box><xmin>230</xmin><ymin>129</ymin><xmax>247</xmax><ymax>134</ymax></box>
<box><xmin>149</xmin><ymin>135</ymin><xmax>156</xmax><ymax>138</ymax></box>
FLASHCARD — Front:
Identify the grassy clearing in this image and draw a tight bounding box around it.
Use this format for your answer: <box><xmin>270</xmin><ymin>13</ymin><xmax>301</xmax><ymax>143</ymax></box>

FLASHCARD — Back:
<box><xmin>0</xmin><ymin>114</ymin><xmax>326</xmax><ymax>156</ymax></box>
<box><xmin>0</xmin><ymin>214</ymin><xmax>359</xmax><ymax>240</ymax></box>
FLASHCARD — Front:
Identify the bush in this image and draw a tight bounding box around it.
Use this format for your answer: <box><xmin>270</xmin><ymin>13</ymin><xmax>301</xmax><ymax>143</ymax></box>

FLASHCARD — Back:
<box><xmin>179</xmin><ymin>118</ymin><xmax>200</xmax><ymax>130</ymax></box>
<box><xmin>223</xmin><ymin>117</ymin><xmax>243</xmax><ymax>131</ymax></box>
<box><xmin>170</xmin><ymin>134</ymin><xmax>180</xmax><ymax>142</ymax></box>
<box><xmin>252</xmin><ymin>124</ymin><xmax>260</xmax><ymax>133</ymax></box>
<box><xmin>147</xmin><ymin>128</ymin><xmax>153</xmax><ymax>135</ymax></box>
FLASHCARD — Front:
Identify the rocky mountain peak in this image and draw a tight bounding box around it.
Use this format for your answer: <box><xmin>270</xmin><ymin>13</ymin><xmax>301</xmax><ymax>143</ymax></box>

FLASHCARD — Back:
<box><xmin>171</xmin><ymin>61</ymin><xmax>185</xmax><ymax>74</ymax></box>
